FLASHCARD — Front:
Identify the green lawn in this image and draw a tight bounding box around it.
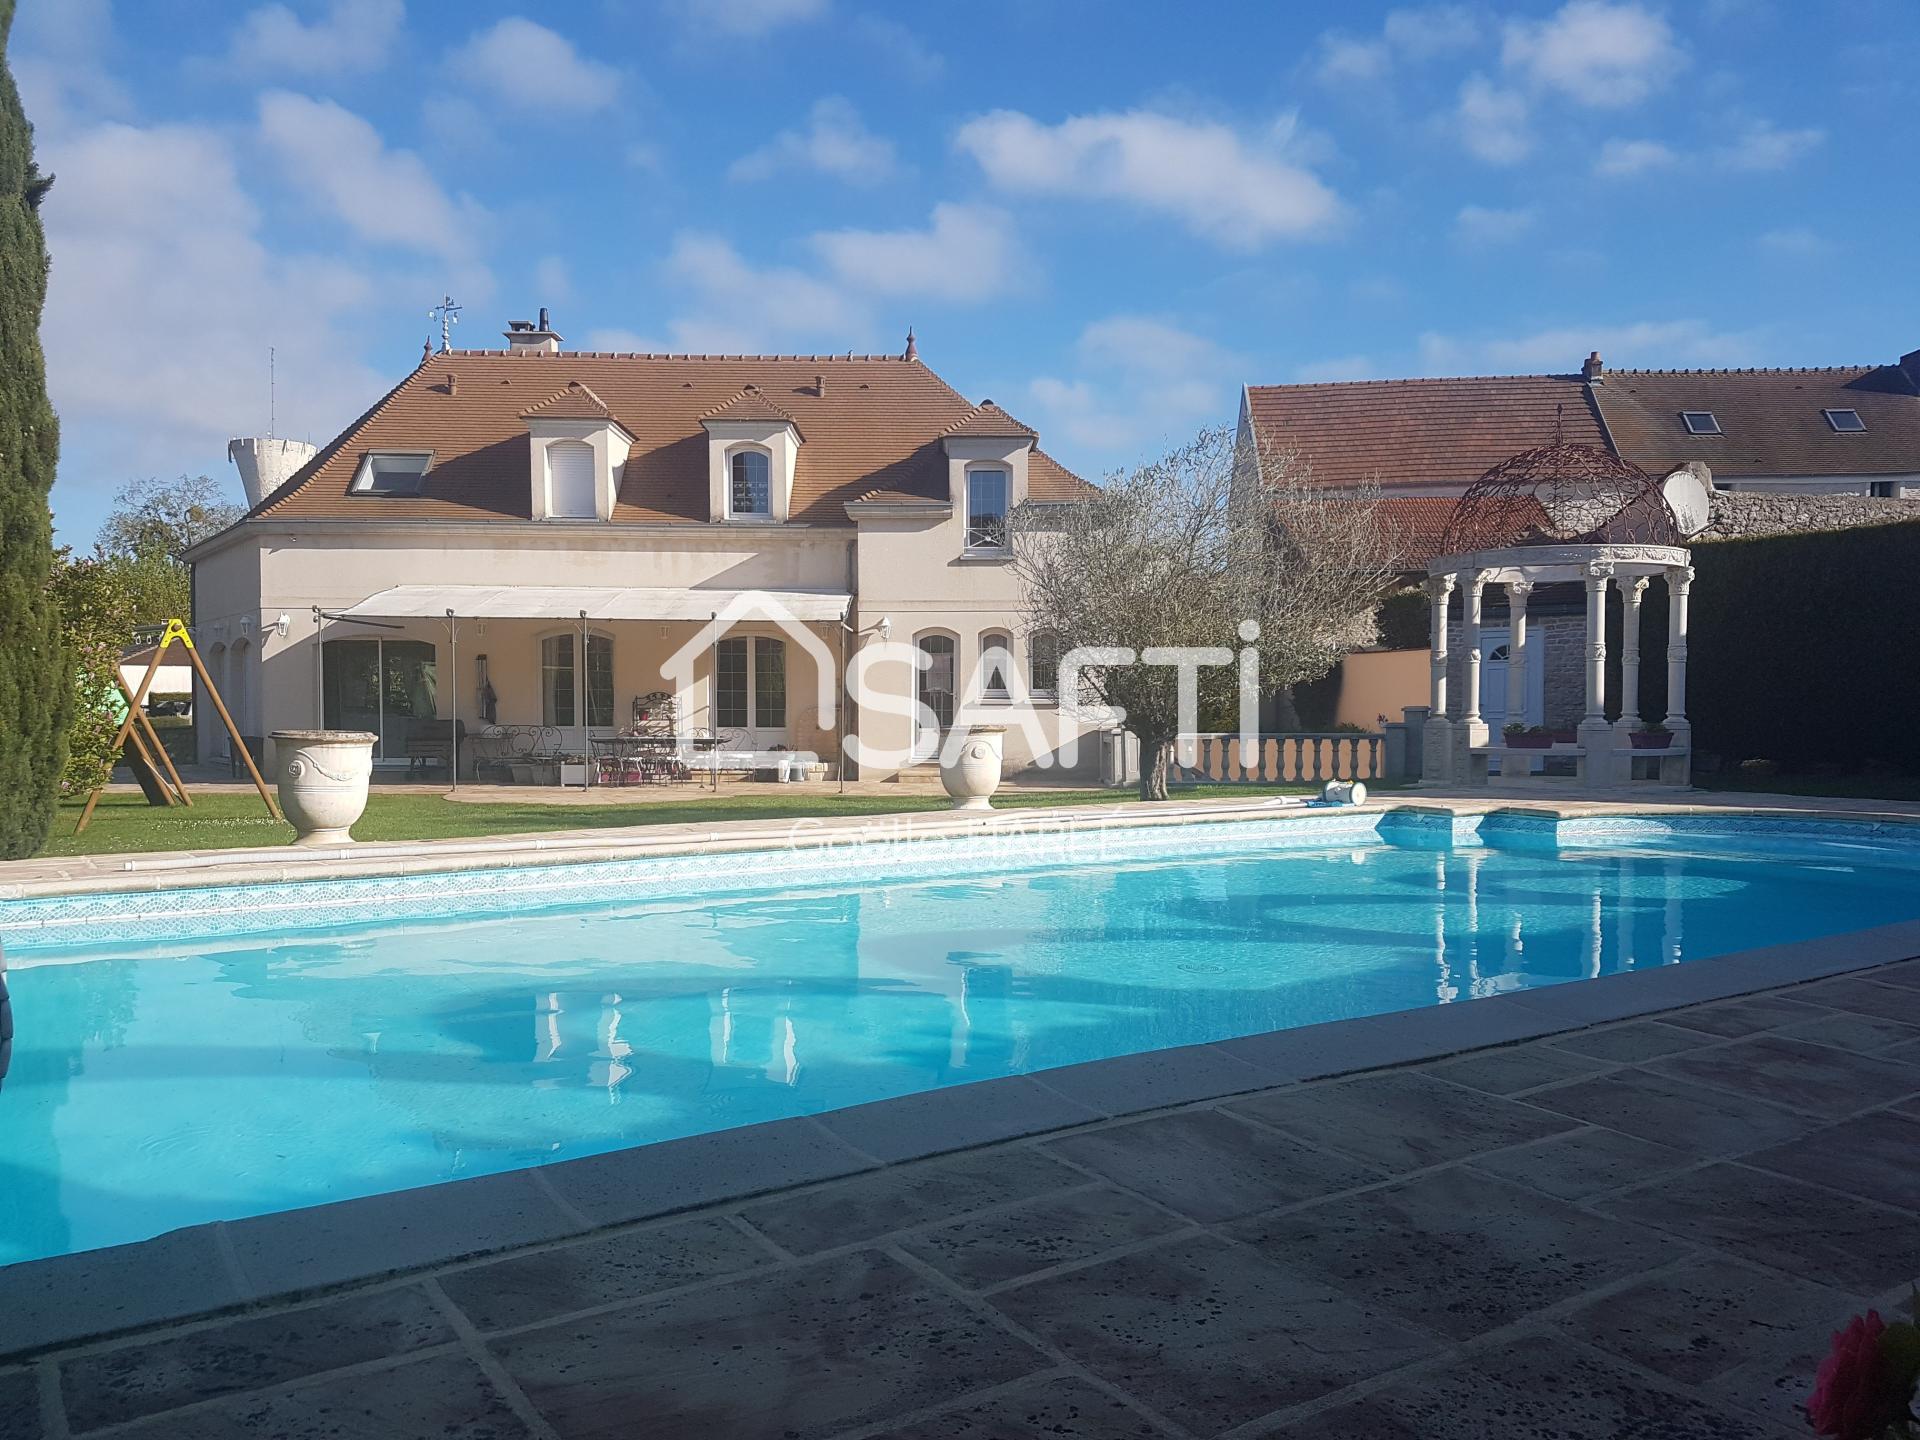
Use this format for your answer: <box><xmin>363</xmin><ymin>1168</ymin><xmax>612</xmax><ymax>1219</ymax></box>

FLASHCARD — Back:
<box><xmin>42</xmin><ymin>783</ymin><xmax>1330</xmax><ymax>858</ymax></box>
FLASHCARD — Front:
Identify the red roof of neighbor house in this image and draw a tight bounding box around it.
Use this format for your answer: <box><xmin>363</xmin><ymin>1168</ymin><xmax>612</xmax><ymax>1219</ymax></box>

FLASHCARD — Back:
<box><xmin>1591</xmin><ymin>365</ymin><xmax>1920</xmax><ymax>478</ymax></box>
<box><xmin>1245</xmin><ymin>375</ymin><xmax>1606</xmax><ymax>490</ymax></box>
<box><xmin>250</xmin><ymin>350</ymin><xmax>1091</xmax><ymax>526</ymax></box>
<box><xmin>1372</xmin><ymin>496</ymin><xmax>1461</xmax><ymax>568</ymax></box>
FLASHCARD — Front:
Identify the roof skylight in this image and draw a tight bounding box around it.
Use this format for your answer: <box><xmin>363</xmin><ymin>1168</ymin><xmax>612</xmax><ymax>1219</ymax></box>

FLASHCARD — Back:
<box><xmin>1823</xmin><ymin>408</ymin><xmax>1867</xmax><ymax>433</ymax></box>
<box><xmin>1680</xmin><ymin>411</ymin><xmax>1722</xmax><ymax>436</ymax></box>
<box><xmin>350</xmin><ymin>452</ymin><xmax>432</xmax><ymax>495</ymax></box>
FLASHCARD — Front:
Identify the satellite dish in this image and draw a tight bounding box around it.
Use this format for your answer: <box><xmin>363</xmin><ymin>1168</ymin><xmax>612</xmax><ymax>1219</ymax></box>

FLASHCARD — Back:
<box><xmin>1662</xmin><ymin>466</ymin><xmax>1712</xmax><ymax>537</ymax></box>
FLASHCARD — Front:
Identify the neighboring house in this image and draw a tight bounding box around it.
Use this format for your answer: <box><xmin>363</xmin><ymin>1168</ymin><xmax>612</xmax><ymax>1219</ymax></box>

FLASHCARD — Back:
<box><xmin>186</xmin><ymin>319</ymin><xmax>1097</xmax><ymax>780</ymax></box>
<box><xmin>1237</xmin><ymin>345</ymin><xmax>1920</xmax><ymax>736</ymax></box>
<box><xmin>118</xmin><ymin>642</ymin><xmax>192</xmax><ymax>706</ymax></box>
<box><xmin>1240</xmin><ymin>345</ymin><xmax>1920</xmax><ymax>569</ymax></box>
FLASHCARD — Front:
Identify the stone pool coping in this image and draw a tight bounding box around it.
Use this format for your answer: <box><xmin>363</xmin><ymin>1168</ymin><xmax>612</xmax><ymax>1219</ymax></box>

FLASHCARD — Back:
<box><xmin>5</xmin><ymin>908</ymin><xmax>1920</xmax><ymax>1363</ymax></box>
<box><xmin>7</xmin><ymin>791</ymin><xmax>1920</xmax><ymax>903</ymax></box>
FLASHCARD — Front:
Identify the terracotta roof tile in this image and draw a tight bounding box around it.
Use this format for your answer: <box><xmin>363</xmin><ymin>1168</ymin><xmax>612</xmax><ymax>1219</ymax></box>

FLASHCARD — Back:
<box><xmin>521</xmin><ymin>380</ymin><xmax>616</xmax><ymax>421</ymax></box>
<box><xmin>1246</xmin><ymin>376</ymin><xmax>1605</xmax><ymax>490</ymax></box>
<box><xmin>699</xmin><ymin>385</ymin><xmax>801</xmax><ymax>429</ymax></box>
<box><xmin>251</xmin><ymin>351</ymin><xmax>1092</xmax><ymax>526</ymax></box>
<box><xmin>1372</xmin><ymin>496</ymin><xmax>1460</xmax><ymax>568</ymax></box>
<box><xmin>1592</xmin><ymin>366</ymin><xmax>1920</xmax><ymax>478</ymax></box>
<box><xmin>941</xmin><ymin>399</ymin><xmax>1039</xmax><ymax>441</ymax></box>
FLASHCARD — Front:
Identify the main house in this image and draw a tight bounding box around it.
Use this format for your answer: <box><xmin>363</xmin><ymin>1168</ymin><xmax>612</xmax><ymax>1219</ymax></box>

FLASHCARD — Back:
<box><xmin>186</xmin><ymin>318</ymin><xmax>1098</xmax><ymax>782</ymax></box>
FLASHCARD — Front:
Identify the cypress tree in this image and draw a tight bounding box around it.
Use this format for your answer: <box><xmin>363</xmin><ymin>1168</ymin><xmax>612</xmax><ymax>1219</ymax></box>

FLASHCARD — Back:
<box><xmin>0</xmin><ymin>0</ymin><xmax>67</xmax><ymax>857</ymax></box>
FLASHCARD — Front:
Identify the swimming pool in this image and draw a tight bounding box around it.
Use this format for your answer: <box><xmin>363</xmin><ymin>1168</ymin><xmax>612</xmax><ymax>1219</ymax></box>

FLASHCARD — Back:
<box><xmin>4</xmin><ymin>809</ymin><xmax>1919</xmax><ymax>1264</ymax></box>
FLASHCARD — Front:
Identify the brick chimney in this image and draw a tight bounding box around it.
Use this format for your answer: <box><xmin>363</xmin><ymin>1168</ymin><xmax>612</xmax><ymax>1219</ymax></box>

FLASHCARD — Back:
<box><xmin>1582</xmin><ymin>350</ymin><xmax>1605</xmax><ymax>382</ymax></box>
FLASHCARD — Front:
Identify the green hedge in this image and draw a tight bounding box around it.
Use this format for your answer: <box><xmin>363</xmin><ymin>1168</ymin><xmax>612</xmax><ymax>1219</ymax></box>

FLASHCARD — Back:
<box><xmin>1641</xmin><ymin>520</ymin><xmax>1920</xmax><ymax>773</ymax></box>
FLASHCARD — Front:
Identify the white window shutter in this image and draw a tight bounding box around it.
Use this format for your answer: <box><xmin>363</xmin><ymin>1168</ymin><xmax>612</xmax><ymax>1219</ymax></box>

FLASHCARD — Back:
<box><xmin>547</xmin><ymin>441</ymin><xmax>597</xmax><ymax>518</ymax></box>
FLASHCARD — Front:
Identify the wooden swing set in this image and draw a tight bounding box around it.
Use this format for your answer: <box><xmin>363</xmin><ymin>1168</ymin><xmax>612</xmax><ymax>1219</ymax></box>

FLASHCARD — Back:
<box><xmin>74</xmin><ymin>617</ymin><xmax>280</xmax><ymax>834</ymax></box>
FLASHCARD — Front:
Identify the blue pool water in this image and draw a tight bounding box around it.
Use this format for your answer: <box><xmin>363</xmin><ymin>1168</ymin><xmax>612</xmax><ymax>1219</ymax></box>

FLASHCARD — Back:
<box><xmin>4</xmin><ymin>813</ymin><xmax>1920</xmax><ymax>1263</ymax></box>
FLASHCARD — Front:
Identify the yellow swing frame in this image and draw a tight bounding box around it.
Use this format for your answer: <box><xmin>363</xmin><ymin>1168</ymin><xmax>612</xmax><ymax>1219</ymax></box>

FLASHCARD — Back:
<box><xmin>74</xmin><ymin>618</ymin><xmax>280</xmax><ymax>834</ymax></box>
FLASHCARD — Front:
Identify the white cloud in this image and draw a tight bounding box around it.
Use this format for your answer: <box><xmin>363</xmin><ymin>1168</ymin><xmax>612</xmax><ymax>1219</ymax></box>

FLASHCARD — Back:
<box><xmin>533</xmin><ymin>255</ymin><xmax>572</xmax><ymax>303</ymax></box>
<box><xmin>672</xmin><ymin>0</ymin><xmax>829</xmax><ymax>38</ymax></box>
<box><xmin>1757</xmin><ymin>226</ymin><xmax>1829</xmax><ymax>257</ymax></box>
<box><xmin>1316</xmin><ymin>37</ymin><xmax>1391</xmax><ymax>85</ymax></box>
<box><xmin>38</xmin><ymin>116</ymin><xmax>389</xmax><ymax>529</ymax></box>
<box><xmin>659</xmin><ymin>233</ymin><xmax>864</xmax><ymax>351</ymax></box>
<box><xmin>853</xmin><ymin>15</ymin><xmax>942</xmax><ymax>81</ymax></box>
<box><xmin>1418</xmin><ymin>320</ymin><xmax>1758</xmax><ymax>375</ymax></box>
<box><xmin>1383</xmin><ymin>5</ymin><xmax>1480</xmax><ymax>58</ymax></box>
<box><xmin>1026</xmin><ymin>316</ymin><xmax>1240</xmax><ymax>455</ymax></box>
<box><xmin>1454</xmin><ymin>76</ymin><xmax>1531</xmax><ymax>164</ymax></box>
<box><xmin>451</xmin><ymin>18</ymin><xmax>619</xmax><ymax>112</ymax></box>
<box><xmin>1594</xmin><ymin>137</ymin><xmax>1677</xmax><ymax>176</ymax></box>
<box><xmin>257</xmin><ymin>91</ymin><xmax>485</xmax><ymax>261</ymax></box>
<box><xmin>1502</xmin><ymin>0</ymin><xmax>1684</xmax><ymax>107</ymax></box>
<box><xmin>1453</xmin><ymin>205</ymin><xmax>1535</xmax><ymax>246</ymax></box>
<box><xmin>729</xmin><ymin>97</ymin><xmax>899</xmax><ymax>185</ymax></box>
<box><xmin>1718</xmin><ymin>119</ymin><xmax>1825</xmax><ymax>171</ymax></box>
<box><xmin>228</xmin><ymin>0</ymin><xmax>404</xmax><ymax>74</ymax></box>
<box><xmin>11</xmin><ymin>0</ymin><xmax>129</xmax><ymax>132</ymax></box>
<box><xmin>954</xmin><ymin>108</ymin><xmax>1341</xmax><ymax>248</ymax></box>
<box><xmin>811</xmin><ymin>203</ymin><xmax>1017</xmax><ymax>303</ymax></box>
<box><xmin>1314</xmin><ymin>6</ymin><xmax>1477</xmax><ymax>85</ymax></box>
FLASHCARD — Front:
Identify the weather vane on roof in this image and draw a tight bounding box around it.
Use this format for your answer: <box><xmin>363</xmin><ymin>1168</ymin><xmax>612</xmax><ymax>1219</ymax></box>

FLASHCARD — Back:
<box><xmin>428</xmin><ymin>295</ymin><xmax>462</xmax><ymax>354</ymax></box>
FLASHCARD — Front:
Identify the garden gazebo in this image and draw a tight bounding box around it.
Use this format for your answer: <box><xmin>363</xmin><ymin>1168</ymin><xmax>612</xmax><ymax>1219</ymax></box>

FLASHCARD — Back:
<box><xmin>1421</xmin><ymin>433</ymin><xmax>1693</xmax><ymax>789</ymax></box>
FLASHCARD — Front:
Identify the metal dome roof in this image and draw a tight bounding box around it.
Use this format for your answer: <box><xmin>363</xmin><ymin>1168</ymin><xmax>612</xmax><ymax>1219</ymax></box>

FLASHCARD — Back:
<box><xmin>1438</xmin><ymin>434</ymin><xmax>1682</xmax><ymax>557</ymax></box>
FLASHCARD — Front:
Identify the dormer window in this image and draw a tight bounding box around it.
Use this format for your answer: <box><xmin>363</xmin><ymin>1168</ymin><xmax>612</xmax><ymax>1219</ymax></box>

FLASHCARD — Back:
<box><xmin>729</xmin><ymin>449</ymin><xmax>772</xmax><ymax>518</ymax></box>
<box><xmin>350</xmin><ymin>452</ymin><xmax>431</xmax><ymax>495</ymax></box>
<box><xmin>965</xmin><ymin>468</ymin><xmax>1010</xmax><ymax>551</ymax></box>
<box><xmin>1824</xmin><ymin>408</ymin><xmax>1866</xmax><ymax>433</ymax></box>
<box><xmin>1680</xmin><ymin>412</ymin><xmax>1721</xmax><ymax>436</ymax></box>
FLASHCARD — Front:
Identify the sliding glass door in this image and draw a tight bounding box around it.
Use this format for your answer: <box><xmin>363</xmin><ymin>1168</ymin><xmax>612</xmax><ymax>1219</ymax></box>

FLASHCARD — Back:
<box><xmin>323</xmin><ymin>638</ymin><xmax>437</xmax><ymax>760</ymax></box>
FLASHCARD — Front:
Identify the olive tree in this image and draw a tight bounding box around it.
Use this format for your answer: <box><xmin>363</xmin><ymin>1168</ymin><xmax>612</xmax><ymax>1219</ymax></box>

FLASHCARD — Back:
<box><xmin>1010</xmin><ymin>426</ymin><xmax>1396</xmax><ymax>800</ymax></box>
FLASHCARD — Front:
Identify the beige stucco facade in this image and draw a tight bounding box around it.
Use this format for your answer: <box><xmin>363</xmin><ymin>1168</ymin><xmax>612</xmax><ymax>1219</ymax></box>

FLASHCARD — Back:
<box><xmin>189</xmin><ymin>510</ymin><xmax>1101</xmax><ymax>782</ymax></box>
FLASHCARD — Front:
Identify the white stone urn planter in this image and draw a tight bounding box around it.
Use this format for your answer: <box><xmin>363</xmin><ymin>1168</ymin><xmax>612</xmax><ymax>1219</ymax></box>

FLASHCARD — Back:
<box><xmin>940</xmin><ymin>726</ymin><xmax>1005</xmax><ymax>811</ymax></box>
<box><xmin>272</xmin><ymin>730</ymin><xmax>377</xmax><ymax>845</ymax></box>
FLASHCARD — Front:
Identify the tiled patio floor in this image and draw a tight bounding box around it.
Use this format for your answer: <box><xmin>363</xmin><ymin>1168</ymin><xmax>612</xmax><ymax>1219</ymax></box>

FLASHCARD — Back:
<box><xmin>8</xmin><ymin>962</ymin><xmax>1920</xmax><ymax>1439</ymax></box>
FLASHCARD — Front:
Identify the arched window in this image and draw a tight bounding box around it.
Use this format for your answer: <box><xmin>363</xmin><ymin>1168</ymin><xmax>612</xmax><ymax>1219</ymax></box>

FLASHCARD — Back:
<box><xmin>541</xmin><ymin>631</ymin><xmax>613</xmax><ymax>728</ymax></box>
<box><xmin>980</xmin><ymin>631</ymin><xmax>1012</xmax><ymax>701</ymax></box>
<box><xmin>965</xmin><ymin>467</ymin><xmax>1009</xmax><ymax>551</ymax></box>
<box><xmin>729</xmin><ymin>449</ymin><xmax>771</xmax><ymax>517</ymax></box>
<box><xmin>547</xmin><ymin>440</ymin><xmax>596</xmax><ymax>518</ymax></box>
<box><xmin>1028</xmin><ymin>629</ymin><xmax>1060</xmax><ymax>698</ymax></box>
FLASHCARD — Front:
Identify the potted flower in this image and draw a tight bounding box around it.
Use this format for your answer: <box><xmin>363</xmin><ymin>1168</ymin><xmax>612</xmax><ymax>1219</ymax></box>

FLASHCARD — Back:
<box><xmin>1806</xmin><ymin>1306</ymin><xmax>1920</xmax><ymax>1438</ymax></box>
<box><xmin>558</xmin><ymin>752</ymin><xmax>590</xmax><ymax>787</ymax></box>
<box><xmin>1504</xmin><ymin>723</ymin><xmax>1552</xmax><ymax>750</ymax></box>
<box><xmin>1631</xmin><ymin>721</ymin><xmax>1673</xmax><ymax>751</ymax></box>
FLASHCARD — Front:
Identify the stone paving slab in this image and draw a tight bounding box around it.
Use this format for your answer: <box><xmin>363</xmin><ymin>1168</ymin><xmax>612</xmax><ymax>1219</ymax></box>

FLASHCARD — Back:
<box><xmin>14</xmin><ymin>961</ymin><xmax>1920</xmax><ymax>1440</ymax></box>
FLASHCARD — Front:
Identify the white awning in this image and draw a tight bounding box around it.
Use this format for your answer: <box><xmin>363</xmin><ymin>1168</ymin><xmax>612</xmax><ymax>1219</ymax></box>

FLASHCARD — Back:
<box><xmin>333</xmin><ymin>585</ymin><xmax>852</xmax><ymax>623</ymax></box>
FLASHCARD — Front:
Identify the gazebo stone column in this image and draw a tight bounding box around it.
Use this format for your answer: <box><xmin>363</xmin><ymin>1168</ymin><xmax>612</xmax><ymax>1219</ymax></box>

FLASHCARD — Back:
<box><xmin>1453</xmin><ymin>568</ymin><xmax>1489</xmax><ymax>777</ymax></box>
<box><xmin>1614</xmin><ymin>576</ymin><xmax>1648</xmax><ymax>738</ymax></box>
<box><xmin>1664</xmin><ymin>564</ymin><xmax>1693</xmax><ymax>747</ymax></box>
<box><xmin>1578</xmin><ymin>559</ymin><xmax>1614</xmax><ymax>788</ymax></box>
<box><xmin>1422</xmin><ymin>573</ymin><xmax>1456</xmax><ymax>782</ymax></box>
<box><xmin>1505</xmin><ymin>579</ymin><xmax>1532</xmax><ymax>730</ymax></box>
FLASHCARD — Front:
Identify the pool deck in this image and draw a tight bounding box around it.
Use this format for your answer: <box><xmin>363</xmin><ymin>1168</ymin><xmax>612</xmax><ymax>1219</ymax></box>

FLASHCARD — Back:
<box><xmin>4</xmin><ymin>794</ymin><xmax>1920</xmax><ymax>1437</ymax></box>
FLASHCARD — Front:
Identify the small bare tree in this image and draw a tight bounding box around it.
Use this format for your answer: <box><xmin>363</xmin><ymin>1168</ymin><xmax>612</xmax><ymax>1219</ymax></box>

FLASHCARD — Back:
<box><xmin>1011</xmin><ymin>426</ymin><xmax>1396</xmax><ymax>800</ymax></box>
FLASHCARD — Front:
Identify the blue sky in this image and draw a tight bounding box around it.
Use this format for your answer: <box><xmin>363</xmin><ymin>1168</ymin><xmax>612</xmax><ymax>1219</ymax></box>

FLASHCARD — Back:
<box><xmin>15</xmin><ymin>0</ymin><xmax>1918</xmax><ymax>544</ymax></box>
